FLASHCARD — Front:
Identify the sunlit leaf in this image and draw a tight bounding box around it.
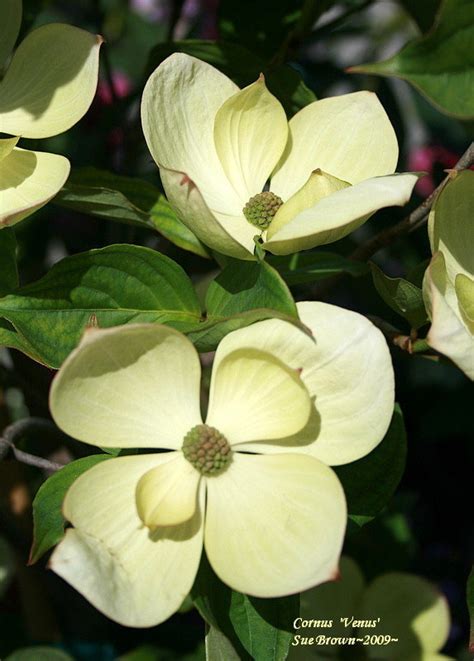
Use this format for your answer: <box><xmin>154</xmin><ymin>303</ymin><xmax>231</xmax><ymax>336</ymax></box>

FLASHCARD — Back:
<box><xmin>350</xmin><ymin>0</ymin><xmax>474</xmax><ymax>118</ymax></box>
<box><xmin>188</xmin><ymin>309</ymin><xmax>307</xmax><ymax>353</ymax></box>
<box><xmin>206</xmin><ymin>260</ymin><xmax>297</xmax><ymax>318</ymax></box>
<box><xmin>0</xmin><ymin>318</ymin><xmax>43</xmax><ymax>362</ymax></box>
<box><xmin>0</xmin><ymin>245</ymin><xmax>201</xmax><ymax>367</ymax></box>
<box><xmin>55</xmin><ymin>168</ymin><xmax>210</xmax><ymax>258</ymax></box>
<box><xmin>150</xmin><ymin>196</ymin><xmax>210</xmax><ymax>259</ymax></box>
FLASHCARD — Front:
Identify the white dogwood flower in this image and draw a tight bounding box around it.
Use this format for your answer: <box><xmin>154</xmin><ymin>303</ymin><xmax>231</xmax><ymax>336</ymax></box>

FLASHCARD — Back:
<box><xmin>423</xmin><ymin>171</ymin><xmax>474</xmax><ymax>380</ymax></box>
<box><xmin>141</xmin><ymin>53</ymin><xmax>418</xmax><ymax>259</ymax></box>
<box><xmin>0</xmin><ymin>0</ymin><xmax>102</xmax><ymax>228</ymax></box>
<box><xmin>49</xmin><ymin>302</ymin><xmax>394</xmax><ymax>627</ymax></box>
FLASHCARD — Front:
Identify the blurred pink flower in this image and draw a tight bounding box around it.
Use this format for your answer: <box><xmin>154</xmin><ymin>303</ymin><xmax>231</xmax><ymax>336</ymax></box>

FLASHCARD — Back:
<box><xmin>131</xmin><ymin>0</ymin><xmax>219</xmax><ymax>37</ymax></box>
<box><xmin>408</xmin><ymin>145</ymin><xmax>459</xmax><ymax>196</ymax></box>
<box><xmin>173</xmin><ymin>0</ymin><xmax>219</xmax><ymax>39</ymax></box>
<box><xmin>131</xmin><ymin>0</ymin><xmax>166</xmax><ymax>21</ymax></box>
<box><xmin>96</xmin><ymin>70</ymin><xmax>132</xmax><ymax>106</ymax></box>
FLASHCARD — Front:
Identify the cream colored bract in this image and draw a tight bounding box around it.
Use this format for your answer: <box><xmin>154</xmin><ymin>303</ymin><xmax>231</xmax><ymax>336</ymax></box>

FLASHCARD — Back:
<box><xmin>49</xmin><ymin>302</ymin><xmax>394</xmax><ymax>627</ymax></box>
<box><xmin>0</xmin><ymin>0</ymin><xmax>102</xmax><ymax>228</ymax></box>
<box><xmin>423</xmin><ymin>171</ymin><xmax>474</xmax><ymax>380</ymax></box>
<box><xmin>141</xmin><ymin>53</ymin><xmax>418</xmax><ymax>259</ymax></box>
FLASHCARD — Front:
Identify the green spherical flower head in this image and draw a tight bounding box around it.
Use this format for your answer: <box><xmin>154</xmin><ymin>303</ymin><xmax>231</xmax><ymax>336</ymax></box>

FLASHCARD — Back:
<box><xmin>243</xmin><ymin>191</ymin><xmax>283</xmax><ymax>230</ymax></box>
<box><xmin>182</xmin><ymin>424</ymin><xmax>232</xmax><ymax>476</ymax></box>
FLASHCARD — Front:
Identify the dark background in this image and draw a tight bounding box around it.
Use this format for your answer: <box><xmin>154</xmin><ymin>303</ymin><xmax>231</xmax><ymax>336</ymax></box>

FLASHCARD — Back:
<box><xmin>0</xmin><ymin>1</ymin><xmax>472</xmax><ymax>659</ymax></box>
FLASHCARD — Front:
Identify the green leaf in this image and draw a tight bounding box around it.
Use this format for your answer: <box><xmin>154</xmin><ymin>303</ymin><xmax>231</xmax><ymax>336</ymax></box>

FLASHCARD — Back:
<box><xmin>55</xmin><ymin>167</ymin><xmax>157</xmax><ymax>225</ymax></box>
<box><xmin>55</xmin><ymin>168</ymin><xmax>210</xmax><ymax>258</ymax></box>
<box><xmin>206</xmin><ymin>260</ymin><xmax>297</xmax><ymax>318</ymax></box>
<box><xmin>6</xmin><ymin>648</ymin><xmax>73</xmax><ymax>661</ymax></box>
<box><xmin>0</xmin><ymin>318</ymin><xmax>44</xmax><ymax>363</ymax></box>
<box><xmin>406</xmin><ymin>258</ymin><xmax>430</xmax><ymax>288</ymax></box>
<box><xmin>192</xmin><ymin>555</ymin><xmax>250</xmax><ymax>659</ymax></box>
<box><xmin>192</xmin><ymin>555</ymin><xmax>298</xmax><ymax>661</ymax></box>
<box><xmin>398</xmin><ymin>0</ymin><xmax>441</xmax><ymax>32</ymax></box>
<box><xmin>270</xmin><ymin>251</ymin><xmax>369</xmax><ymax>284</ymax></box>
<box><xmin>149</xmin><ymin>195</ymin><xmax>210</xmax><ymax>259</ymax></box>
<box><xmin>0</xmin><ymin>228</ymin><xmax>18</xmax><ymax>296</ymax></box>
<box><xmin>0</xmin><ymin>245</ymin><xmax>202</xmax><ymax>367</ymax></box>
<box><xmin>0</xmin><ymin>0</ymin><xmax>21</xmax><ymax>70</ymax></box>
<box><xmin>468</xmin><ymin>567</ymin><xmax>474</xmax><ymax>655</ymax></box>
<box><xmin>146</xmin><ymin>40</ymin><xmax>316</xmax><ymax>116</ymax></box>
<box><xmin>99</xmin><ymin>446</ymin><xmax>121</xmax><ymax>456</ymax></box>
<box><xmin>370</xmin><ymin>262</ymin><xmax>428</xmax><ymax>329</ymax></box>
<box><xmin>188</xmin><ymin>308</ymin><xmax>307</xmax><ymax>353</ymax></box>
<box><xmin>350</xmin><ymin>0</ymin><xmax>474</xmax><ymax>118</ymax></box>
<box><xmin>186</xmin><ymin>260</ymin><xmax>303</xmax><ymax>352</ymax></box>
<box><xmin>229</xmin><ymin>593</ymin><xmax>299</xmax><ymax>661</ymax></box>
<box><xmin>29</xmin><ymin>455</ymin><xmax>112</xmax><ymax>565</ymax></box>
<box><xmin>205</xmin><ymin>627</ymin><xmax>241</xmax><ymax>661</ymax></box>
<box><xmin>334</xmin><ymin>405</ymin><xmax>407</xmax><ymax>523</ymax></box>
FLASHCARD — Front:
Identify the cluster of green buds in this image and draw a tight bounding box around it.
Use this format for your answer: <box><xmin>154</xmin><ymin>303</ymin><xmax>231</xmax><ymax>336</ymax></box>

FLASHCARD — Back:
<box><xmin>182</xmin><ymin>424</ymin><xmax>232</xmax><ymax>476</ymax></box>
<box><xmin>243</xmin><ymin>191</ymin><xmax>283</xmax><ymax>230</ymax></box>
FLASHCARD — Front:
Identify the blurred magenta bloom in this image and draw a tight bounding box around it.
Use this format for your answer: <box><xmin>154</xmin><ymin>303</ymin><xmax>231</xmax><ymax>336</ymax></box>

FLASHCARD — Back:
<box><xmin>96</xmin><ymin>70</ymin><xmax>132</xmax><ymax>105</ymax></box>
<box><xmin>131</xmin><ymin>0</ymin><xmax>166</xmax><ymax>21</ymax></box>
<box><xmin>408</xmin><ymin>145</ymin><xmax>459</xmax><ymax>196</ymax></box>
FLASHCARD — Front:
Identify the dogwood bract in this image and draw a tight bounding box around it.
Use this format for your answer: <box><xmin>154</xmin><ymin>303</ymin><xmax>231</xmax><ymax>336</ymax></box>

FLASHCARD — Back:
<box><xmin>0</xmin><ymin>0</ymin><xmax>101</xmax><ymax>228</ymax></box>
<box><xmin>49</xmin><ymin>302</ymin><xmax>394</xmax><ymax>627</ymax></box>
<box><xmin>141</xmin><ymin>53</ymin><xmax>418</xmax><ymax>259</ymax></box>
<box><xmin>423</xmin><ymin>171</ymin><xmax>474</xmax><ymax>380</ymax></box>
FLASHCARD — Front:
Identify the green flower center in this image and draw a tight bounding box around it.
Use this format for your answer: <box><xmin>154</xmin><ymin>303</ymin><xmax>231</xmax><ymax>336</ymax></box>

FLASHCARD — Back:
<box><xmin>243</xmin><ymin>191</ymin><xmax>283</xmax><ymax>230</ymax></box>
<box><xmin>182</xmin><ymin>424</ymin><xmax>232</xmax><ymax>476</ymax></box>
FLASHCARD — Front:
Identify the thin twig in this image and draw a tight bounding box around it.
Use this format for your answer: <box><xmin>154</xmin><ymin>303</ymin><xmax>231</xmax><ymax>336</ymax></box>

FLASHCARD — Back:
<box><xmin>0</xmin><ymin>438</ymin><xmax>64</xmax><ymax>472</ymax></box>
<box><xmin>0</xmin><ymin>418</ymin><xmax>69</xmax><ymax>472</ymax></box>
<box><xmin>367</xmin><ymin>316</ymin><xmax>433</xmax><ymax>355</ymax></box>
